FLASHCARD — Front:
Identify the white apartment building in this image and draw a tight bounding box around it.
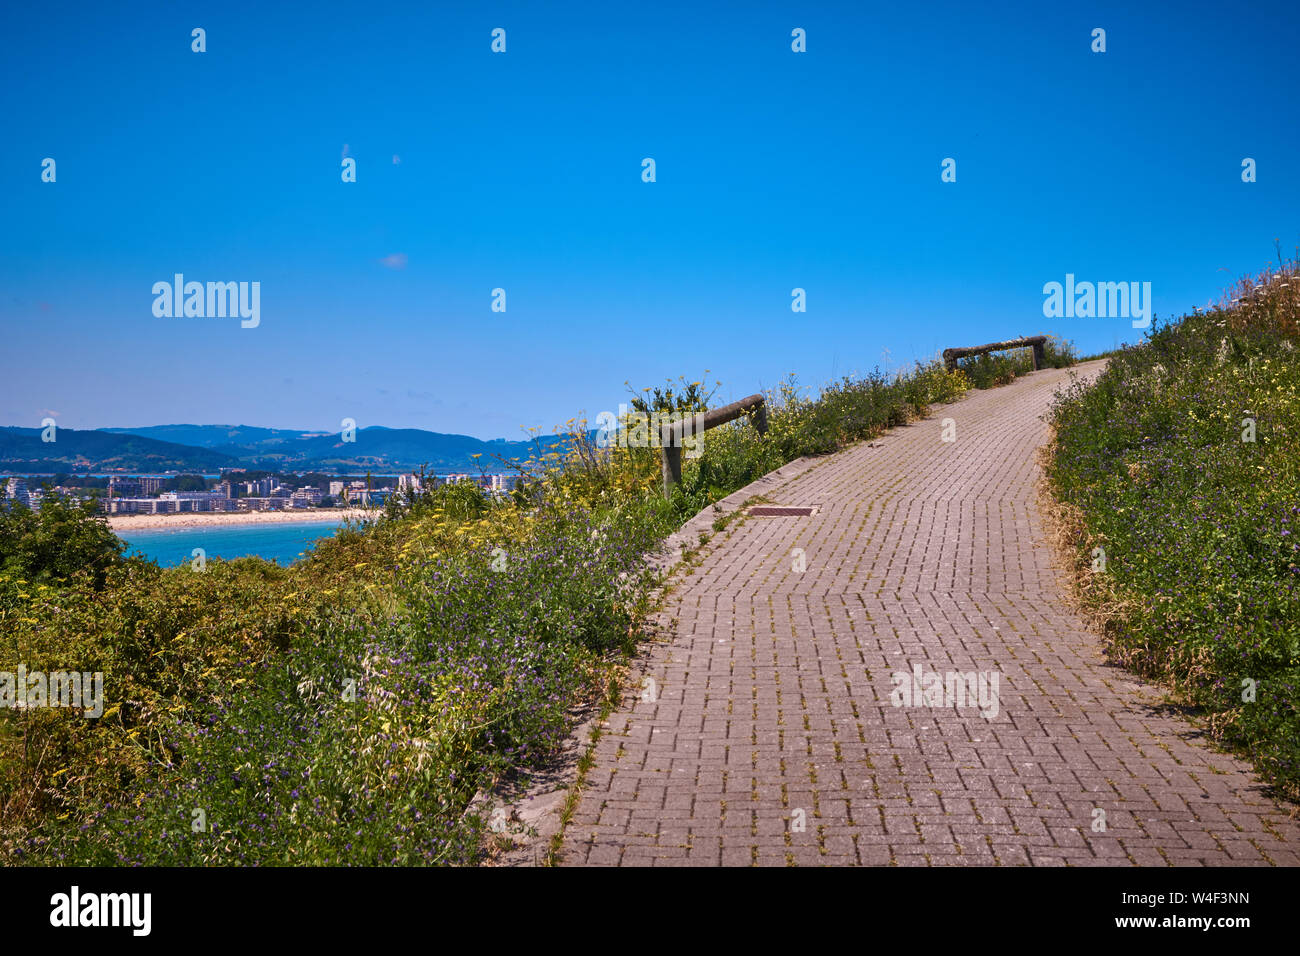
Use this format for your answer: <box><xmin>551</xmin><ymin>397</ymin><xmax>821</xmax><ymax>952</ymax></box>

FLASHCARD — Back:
<box><xmin>3</xmin><ymin>478</ymin><xmax>31</xmax><ymax>507</ymax></box>
<box><xmin>291</xmin><ymin>486</ymin><xmax>324</xmax><ymax>507</ymax></box>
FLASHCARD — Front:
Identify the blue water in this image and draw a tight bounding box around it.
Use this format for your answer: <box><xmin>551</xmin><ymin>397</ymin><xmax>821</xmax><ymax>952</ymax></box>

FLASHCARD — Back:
<box><xmin>117</xmin><ymin>518</ymin><xmax>351</xmax><ymax>567</ymax></box>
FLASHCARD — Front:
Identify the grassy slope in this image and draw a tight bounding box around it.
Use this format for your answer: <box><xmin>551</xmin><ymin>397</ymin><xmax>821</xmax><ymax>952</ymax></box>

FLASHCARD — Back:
<box><xmin>1047</xmin><ymin>261</ymin><xmax>1300</xmax><ymax>798</ymax></box>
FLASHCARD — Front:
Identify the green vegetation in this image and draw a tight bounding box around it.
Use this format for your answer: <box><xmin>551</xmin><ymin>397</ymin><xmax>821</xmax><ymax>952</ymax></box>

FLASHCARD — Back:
<box><xmin>2</xmin><ymin>348</ymin><xmax>1045</xmax><ymax>864</ymax></box>
<box><xmin>0</xmin><ymin>492</ymin><xmax>125</xmax><ymax>587</ymax></box>
<box><xmin>1047</xmin><ymin>257</ymin><xmax>1300</xmax><ymax>798</ymax></box>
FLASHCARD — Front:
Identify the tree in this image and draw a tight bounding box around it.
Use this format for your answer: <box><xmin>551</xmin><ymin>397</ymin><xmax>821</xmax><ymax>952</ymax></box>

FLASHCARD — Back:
<box><xmin>0</xmin><ymin>489</ymin><xmax>126</xmax><ymax>588</ymax></box>
<box><xmin>163</xmin><ymin>474</ymin><xmax>207</xmax><ymax>493</ymax></box>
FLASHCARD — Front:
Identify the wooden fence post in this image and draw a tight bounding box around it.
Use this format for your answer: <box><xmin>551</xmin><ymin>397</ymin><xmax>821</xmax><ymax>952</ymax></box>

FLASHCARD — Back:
<box><xmin>658</xmin><ymin>394</ymin><xmax>766</xmax><ymax>499</ymax></box>
<box><xmin>661</xmin><ymin>445</ymin><xmax>682</xmax><ymax>497</ymax></box>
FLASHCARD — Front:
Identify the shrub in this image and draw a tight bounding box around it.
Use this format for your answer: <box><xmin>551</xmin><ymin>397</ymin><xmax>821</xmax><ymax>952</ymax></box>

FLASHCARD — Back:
<box><xmin>0</xmin><ymin>492</ymin><xmax>125</xmax><ymax>588</ymax></box>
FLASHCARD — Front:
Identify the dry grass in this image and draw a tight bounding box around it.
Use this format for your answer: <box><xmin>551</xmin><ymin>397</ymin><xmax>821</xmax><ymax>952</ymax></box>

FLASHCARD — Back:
<box><xmin>1219</xmin><ymin>245</ymin><xmax>1300</xmax><ymax>337</ymax></box>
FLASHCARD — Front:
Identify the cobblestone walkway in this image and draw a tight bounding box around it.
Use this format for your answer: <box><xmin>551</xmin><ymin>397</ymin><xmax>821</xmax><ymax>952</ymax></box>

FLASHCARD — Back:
<box><xmin>560</xmin><ymin>361</ymin><xmax>1300</xmax><ymax>866</ymax></box>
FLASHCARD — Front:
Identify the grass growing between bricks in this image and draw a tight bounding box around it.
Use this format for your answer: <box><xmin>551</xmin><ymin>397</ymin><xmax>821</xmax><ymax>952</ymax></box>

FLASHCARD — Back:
<box><xmin>2</xmin><ymin>352</ymin><xmax>1046</xmax><ymax>865</ymax></box>
<box><xmin>1047</xmin><ymin>257</ymin><xmax>1300</xmax><ymax>800</ymax></box>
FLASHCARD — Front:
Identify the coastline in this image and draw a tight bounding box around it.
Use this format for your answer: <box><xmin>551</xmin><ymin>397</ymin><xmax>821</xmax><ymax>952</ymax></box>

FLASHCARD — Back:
<box><xmin>107</xmin><ymin>508</ymin><xmax>378</xmax><ymax>532</ymax></box>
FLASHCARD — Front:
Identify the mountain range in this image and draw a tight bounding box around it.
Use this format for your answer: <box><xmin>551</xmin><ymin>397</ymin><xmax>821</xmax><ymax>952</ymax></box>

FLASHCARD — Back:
<box><xmin>0</xmin><ymin>424</ymin><xmax>562</xmax><ymax>474</ymax></box>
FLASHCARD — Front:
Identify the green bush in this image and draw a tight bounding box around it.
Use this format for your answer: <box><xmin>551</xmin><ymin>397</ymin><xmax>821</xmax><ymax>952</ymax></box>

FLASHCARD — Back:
<box><xmin>0</xmin><ymin>493</ymin><xmax>125</xmax><ymax>587</ymax></box>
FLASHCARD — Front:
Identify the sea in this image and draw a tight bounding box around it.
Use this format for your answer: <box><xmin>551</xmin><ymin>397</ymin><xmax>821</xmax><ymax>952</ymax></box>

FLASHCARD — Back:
<box><xmin>116</xmin><ymin>517</ymin><xmax>354</xmax><ymax>567</ymax></box>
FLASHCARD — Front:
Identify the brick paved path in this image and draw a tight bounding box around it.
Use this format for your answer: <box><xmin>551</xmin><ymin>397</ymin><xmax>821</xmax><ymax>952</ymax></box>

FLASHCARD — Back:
<box><xmin>560</xmin><ymin>361</ymin><xmax>1300</xmax><ymax>866</ymax></box>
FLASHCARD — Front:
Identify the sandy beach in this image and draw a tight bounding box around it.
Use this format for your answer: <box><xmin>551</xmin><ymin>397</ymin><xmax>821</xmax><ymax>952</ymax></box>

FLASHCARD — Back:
<box><xmin>107</xmin><ymin>508</ymin><xmax>378</xmax><ymax>532</ymax></box>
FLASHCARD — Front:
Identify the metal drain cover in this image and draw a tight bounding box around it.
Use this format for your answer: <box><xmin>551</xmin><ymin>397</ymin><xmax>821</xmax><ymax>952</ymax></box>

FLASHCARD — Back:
<box><xmin>747</xmin><ymin>505</ymin><xmax>816</xmax><ymax>517</ymax></box>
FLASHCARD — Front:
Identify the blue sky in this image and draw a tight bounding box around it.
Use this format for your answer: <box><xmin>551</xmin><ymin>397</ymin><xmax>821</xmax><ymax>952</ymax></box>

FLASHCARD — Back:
<box><xmin>3</xmin><ymin>0</ymin><xmax>1297</xmax><ymax>439</ymax></box>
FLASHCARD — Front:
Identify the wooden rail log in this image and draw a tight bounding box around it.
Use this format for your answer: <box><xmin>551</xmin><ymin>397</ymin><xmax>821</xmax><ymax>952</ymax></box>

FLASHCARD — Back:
<box><xmin>659</xmin><ymin>394</ymin><xmax>766</xmax><ymax>498</ymax></box>
<box><xmin>942</xmin><ymin>335</ymin><xmax>1047</xmax><ymax>372</ymax></box>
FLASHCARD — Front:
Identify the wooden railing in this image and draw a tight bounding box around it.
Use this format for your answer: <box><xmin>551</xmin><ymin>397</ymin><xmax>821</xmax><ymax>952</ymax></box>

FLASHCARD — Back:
<box><xmin>657</xmin><ymin>336</ymin><xmax>1047</xmax><ymax>497</ymax></box>
<box><xmin>659</xmin><ymin>393</ymin><xmax>767</xmax><ymax>498</ymax></box>
<box><xmin>942</xmin><ymin>335</ymin><xmax>1047</xmax><ymax>372</ymax></box>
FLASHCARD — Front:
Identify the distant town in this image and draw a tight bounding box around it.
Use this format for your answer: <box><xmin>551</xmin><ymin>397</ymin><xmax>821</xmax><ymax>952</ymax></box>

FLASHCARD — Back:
<box><xmin>0</xmin><ymin>469</ymin><xmax>522</xmax><ymax>514</ymax></box>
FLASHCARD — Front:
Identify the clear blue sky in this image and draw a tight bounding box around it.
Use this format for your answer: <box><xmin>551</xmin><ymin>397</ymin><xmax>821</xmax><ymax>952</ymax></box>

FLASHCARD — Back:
<box><xmin>3</xmin><ymin>0</ymin><xmax>1297</xmax><ymax>439</ymax></box>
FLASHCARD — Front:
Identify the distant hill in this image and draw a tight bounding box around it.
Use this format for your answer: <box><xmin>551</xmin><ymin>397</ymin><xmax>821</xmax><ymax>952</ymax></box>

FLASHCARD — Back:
<box><xmin>0</xmin><ymin>427</ymin><xmax>239</xmax><ymax>473</ymax></box>
<box><xmin>99</xmin><ymin>425</ymin><xmax>313</xmax><ymax>449</ymax></box>
<box><xmin>0</xmin><ymin>424</ymin><xmax>562</xmax><ymax>474</ymax></box>
<box><xmin>228</xmin><ymin>427</ymin><xmax>530</xmax><ymax>472</ymax></box>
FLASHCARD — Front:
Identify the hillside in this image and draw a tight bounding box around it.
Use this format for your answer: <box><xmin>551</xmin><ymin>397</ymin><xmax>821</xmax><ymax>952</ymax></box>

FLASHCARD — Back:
<box><xmin>0</xmin><ymin>427</ymin><xmax>238</xmax><ymax>473</ymax></box>
<box><xmin>1047</xmin><ymin>257</ymin><xmax>1300</xmax><ymax>798</ymax></box>
<box><xmin>2</xmin><ymin>424</ymin><xmax>565</xmax><ymax>473</ymax></box>
<box><xmin>99</xmin><ymin>425</ymin><xmax>313</xmax><ymax>449</ymax></box>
